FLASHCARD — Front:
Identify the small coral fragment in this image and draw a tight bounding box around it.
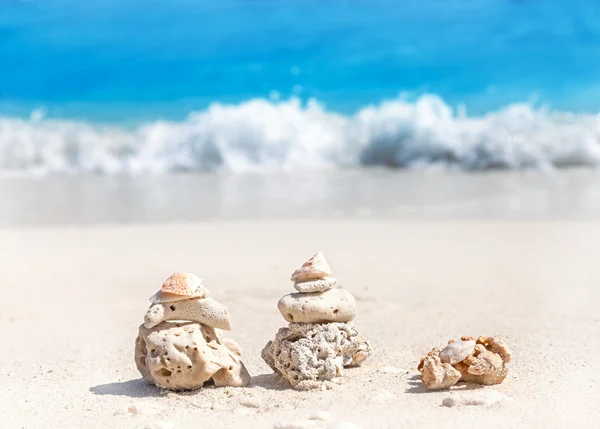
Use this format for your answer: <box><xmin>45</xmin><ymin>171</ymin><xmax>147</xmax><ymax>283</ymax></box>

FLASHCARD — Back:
<box><xmin>454</xmin><ymin>344</ymin><xmax>508</xmax><ymax>385</ymax></box>
<box><xmin>418</xmin><ymin>336</ymin><xmax>511</xmax><ymax>390</ymax></box>
<box><xmin>418</xmin><ymin>354</ymin><xmax>462</xmax><ymax>390</ymax></box>
<box><xmin>476</xmin><ymin>336</ymin><xmax>512</xmax><ymax>362</ymax></box>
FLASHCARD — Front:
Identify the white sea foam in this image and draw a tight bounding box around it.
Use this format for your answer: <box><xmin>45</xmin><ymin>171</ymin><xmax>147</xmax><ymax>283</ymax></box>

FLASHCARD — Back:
<box><xmin>1</xmin><ymin>95</ymin><xmax>600</xmax><ymax>176</ymax></box>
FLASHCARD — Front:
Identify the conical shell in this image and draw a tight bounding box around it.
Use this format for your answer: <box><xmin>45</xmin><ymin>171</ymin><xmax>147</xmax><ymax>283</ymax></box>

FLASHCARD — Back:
<box><xmin>149</xmin><ymin>272</ymin><xmax>208</xmax><ymax>303</ymax></box>
<box><xmin>290</xmin><ymin>251</ymin><xmax>332</xmax><ymax>282</ymax></box>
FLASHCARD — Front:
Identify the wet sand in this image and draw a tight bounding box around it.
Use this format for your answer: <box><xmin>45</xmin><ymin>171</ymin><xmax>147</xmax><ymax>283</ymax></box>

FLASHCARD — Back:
<box><xmin>3</xmin><ymin>169</ymin><xmax>600</xmax><ymax>226</ymax></box>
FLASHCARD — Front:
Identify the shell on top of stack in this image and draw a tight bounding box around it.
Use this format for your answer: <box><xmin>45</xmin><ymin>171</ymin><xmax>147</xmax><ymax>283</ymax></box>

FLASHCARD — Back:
<box><xmin>279</xmin><ymin>251</ymin><xmax>356</xmax><ymax>323</ymax></box>
<box><xmin>144</xmin><ymin>272</ymin><xmax>232</xmax><ymax>330</ymax></box>
<box><xmin>262</xmin><ymin>252</ymin><xmax>372</xmax><ymax>390</ymax></box>
<box><xmin>149</xmin><ymin>272</ymin><xmax>208</xmax><ymax>303</ymax></box>
<box><xmin>291</xmin><ymin>250</ymin><xmax>336</xmax><ymax>292</ymax></box>
<box><xmin>134</xmin><ymin>272</ymin><xmax>250</xmax><ymax>390</ymax></box>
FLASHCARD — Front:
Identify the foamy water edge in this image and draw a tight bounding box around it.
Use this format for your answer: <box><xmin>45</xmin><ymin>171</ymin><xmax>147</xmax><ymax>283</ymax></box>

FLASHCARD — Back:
<box><xmin>2</xmin><ymin>95</ymin><xmax>600</xmax><ymax>176</ymax></box>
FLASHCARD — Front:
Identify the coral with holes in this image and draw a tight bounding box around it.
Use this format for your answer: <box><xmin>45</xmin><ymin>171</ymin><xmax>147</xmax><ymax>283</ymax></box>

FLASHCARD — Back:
<box><xmin>277</xmin><ymin>288</ymin><xmax>356</xmax><ymax>324</ymax></box>
<box><xmin>418</xmin><ymin>336</ymin><xmax>512</xmax><ymax>389</ymax></box>
<box><xmin>135</xmin><ymin>321</ymin><xmax>250</xmax><ymax>390</ymax></box>
<box><xmin>417</xmin><ymin>354</ymin><xmax>462</xmax><ymax>390</ymax></box>
<box><xmin>261</xmin><ymin>322</ymin><xmax>371</xmax><ymax>390</ymax></box>
<box><xmin>144</xmin><ymin>297</ymin><xmax>232</xmax><ymax>330</ymax></box>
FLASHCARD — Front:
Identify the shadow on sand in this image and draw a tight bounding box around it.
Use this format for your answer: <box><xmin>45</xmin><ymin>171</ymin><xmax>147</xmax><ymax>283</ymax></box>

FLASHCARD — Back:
<box><xmin>90</xmin><ymin>373</ymin><xmax>302</xmax><ymax>396</ymax></box>
<box><xmin>247</xmin><ymin>373</ymin><xmax>290</xmax><ymax>391</ymax></box>
<box><xmin>405</xmin><ymin>374</ymin><xmax>487</xmax><ymax>394</ymax></box>
<box><xmin>89</xmin><ymin>378</ymin><xmax>163</xmax><ymax>398</ymax></box>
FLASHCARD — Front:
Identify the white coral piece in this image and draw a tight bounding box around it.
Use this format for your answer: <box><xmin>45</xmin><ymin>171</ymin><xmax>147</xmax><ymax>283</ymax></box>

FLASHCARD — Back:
<box><xmin>418</xmin><ymin>336</ymin><xmax>512</xmax><ymax>389</ymax></box>
<box><xmin>261</xmin><ymin>322</ymin><xmax>372</xmax><ymax>390</ymax></box>
<box><xmin>418</xmin><ymin>354</ymin><xmax>462</xmax><ymax>390</ymax></box>
<box><xmin>144</xmin><ymin>297</ymin><xmax>232</xmax><ymax>330</ymax></box>
<box><xmin>135</xmin><ymin>321</ymin><xmax>250</xmax><ymax>390</ymax></box>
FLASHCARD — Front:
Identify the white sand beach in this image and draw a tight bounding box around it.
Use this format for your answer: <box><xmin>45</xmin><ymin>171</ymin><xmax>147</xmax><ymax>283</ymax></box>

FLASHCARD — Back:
<box><xmin>5</xmin><ymin>0</ymin><xmax>600</xmax><ymax>425</ymax></box>
<box><xmin>1</xmin><ymin>217</ymin><xmax>598</xmax><ymax>428</ymax></box>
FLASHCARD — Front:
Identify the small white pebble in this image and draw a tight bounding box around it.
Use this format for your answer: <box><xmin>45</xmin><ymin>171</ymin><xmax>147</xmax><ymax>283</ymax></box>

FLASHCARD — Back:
<box><xmin>210</xmin><ymin>401</ymin><xmax>231</xmax><ymax>411</ymax></box>
<box><xmin>441</xmin><ymin>397</ymin><xmax>459</xmax><ymax>407</ymax></box>
<box><xmin>309</xmin><ymin>410</ymin><xmax>331</xmax><ymax>421</ymax></box>
<box><xmin>113</xmin><ymin>407</ymin><xmax>129</xmax><ymax>416</ymax></box>
<box><xmin>442</xmin><ymin>389</ymin><xmax>508</xmax><ymax>407</ymax></box>
<box><xmin>144</xmin><ymin>423</ymin><xmax>175</xmax><ymax>429</ymax></box>
<box><xmin>330</xmin><ymin>422</ymin><xmax>363</xmax><ymax>429</ymax></box>
<box><xmin>369</xmin><ymin>389</ymin><xmax>395</xmax><ymax>403</ymax></box>
<box><xmin>238</xmin><ymin>398</ymin><xmax>261</xmax><ymax>409</ymax></box>
<box><xmin>379</xmin><ymin>366</ymin><xmax>409</xmax><ymax>375</ymax></box>
<box><xmin>115</xmin><ymin>403</ymin><xmax>164</xmax><ymax>416</ymax></box>
<box><xmin>274</xmin><ymin>421</ymin><xmax>319</xmax><ymax>429</ymax></box>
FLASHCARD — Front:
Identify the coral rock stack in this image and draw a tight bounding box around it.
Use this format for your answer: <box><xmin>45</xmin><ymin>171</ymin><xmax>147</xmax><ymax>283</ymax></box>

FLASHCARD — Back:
<box><xmin>134</xmin><ymin>273</ymin><xmax>250</xmax><ymax>390</ymax></box>
<box><xmin>261</xmin><ymin>251</ymin><xmax>372</xmax><ymax>390</ymax></box>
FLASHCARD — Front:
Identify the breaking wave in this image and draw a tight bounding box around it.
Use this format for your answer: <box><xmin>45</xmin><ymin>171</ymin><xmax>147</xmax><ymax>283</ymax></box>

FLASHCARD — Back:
<box><xmin>2</xmin><ymin>95</ymin><xmax>600</xmax><ymax>176</ymax></box>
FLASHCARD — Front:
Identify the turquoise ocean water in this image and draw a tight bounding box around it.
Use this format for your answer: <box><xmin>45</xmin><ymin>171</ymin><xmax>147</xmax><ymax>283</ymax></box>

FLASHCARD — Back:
<box><xmin>2</xmin><ymin>0</ymin><xmax>600</xmax><ymax>174</ymax></box>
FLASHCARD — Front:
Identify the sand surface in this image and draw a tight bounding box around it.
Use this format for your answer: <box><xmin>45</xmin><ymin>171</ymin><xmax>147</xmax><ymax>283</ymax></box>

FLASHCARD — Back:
<box><xmin>1</xmin><ymin>220</ymin><xmax>599</xmax><ymax>428</ymax></box>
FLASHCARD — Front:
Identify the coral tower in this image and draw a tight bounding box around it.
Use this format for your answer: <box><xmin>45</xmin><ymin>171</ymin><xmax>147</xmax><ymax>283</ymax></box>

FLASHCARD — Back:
<box><xmin>135</xmin><ymin>272</ymin><xmax>250</xmax><ymax>390</ymax></box>
<box><xmin>262</xmin><ymin>252</ymin><xmax>372</xmax><ymax>390</ymax></box>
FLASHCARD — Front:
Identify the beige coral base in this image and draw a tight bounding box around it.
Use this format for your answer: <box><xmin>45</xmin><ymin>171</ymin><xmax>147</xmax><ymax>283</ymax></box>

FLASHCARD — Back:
<box><xmin>3</xmin><ymin>220</ymin><xmax>600</xmax><ymax>428</ymax></box>
<box><xmin>135</xmin><ymin>322</ymin><xmax>250</xmax><ymax>390</ymax></box>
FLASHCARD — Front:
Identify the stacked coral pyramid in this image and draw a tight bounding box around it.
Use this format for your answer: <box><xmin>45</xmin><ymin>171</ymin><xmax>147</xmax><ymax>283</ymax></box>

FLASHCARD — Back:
<box><xmin>261</xmin><ymin>252</ymin><xmax>372</xmax><ymax>390</ymax></box>
<box><xmin>134</xmin><ymin>273</ymin><xmax>250</xmax><ymax>390</ymax></box>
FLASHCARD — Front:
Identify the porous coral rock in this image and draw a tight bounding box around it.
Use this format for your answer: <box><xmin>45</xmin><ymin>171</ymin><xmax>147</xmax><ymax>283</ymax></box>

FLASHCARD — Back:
<box><xmin>340</xmin><ymin>333</ymin><xmax>371</xmax><ymax>366</ymax></box>
<box><xmin>418</xmin><ymin>336</ymin><xmax>511</xmax><ymax>389</ymax></box>
<box><xmin>221</xmin><ymin>338</ymin><xmax>243</xmax><ymax>357</ymax></box>
<box><xmin>144</xmin><ymin>297</ymin><xmax>232</xmax><ymax>330</ymax></box>
<box><xmin>417</xmin><ymin>354</ymin><xmax>462</xmax><ymax>390</ymax></box>
<box><xmin>453</xmin><ymin>344</ymin><xmax>508</xmax><ymax>385</ymax></box>
<box><xmin>135</xmin><ymin>321</ymin><xmax>250</xmax><ymax>390</ymax></box>
<box><xmin>476</xmin><ymin>336</ymin><xmax>511</xmax><ymax>362</ymax></box>
<box><xmin>261</xmin><ymin>322</ymin><xmax>371</xmax><ymax>390</ymax></box>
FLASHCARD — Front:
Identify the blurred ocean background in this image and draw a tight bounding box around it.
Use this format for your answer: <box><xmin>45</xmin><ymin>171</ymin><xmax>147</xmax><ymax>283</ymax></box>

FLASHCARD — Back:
<box><xmin>2</xmin><ymin>0</ymin><xmax>600</xmax><ymax>175</ymax></box>
<box><xmin>2</xmin><ymin>0</ymin><xmax>600</xmax><ymax>224</ymax></box>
